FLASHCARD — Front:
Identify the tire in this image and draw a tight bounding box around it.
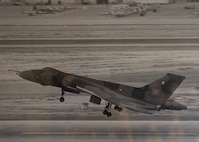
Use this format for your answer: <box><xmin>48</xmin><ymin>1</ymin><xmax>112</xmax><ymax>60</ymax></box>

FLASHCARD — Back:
<box><xmin>114</xmin><ymin>105</ymin><xmax>119</xmax><ymax>110</ymax></box>
<box><xmin>103</xmin><ymin>110</ymin><xmax>108</xmax><ymax>115</ymax></box>
<box><xmin>59</xmin><ymin>97</ymin><xmax>65</xmax><ymax>102</ymax></box>
<box><xmin>107</xmin><ymin>112</ymin><xmax>112</xmax><ymax>117</ymax></box>
<box><xmin>118</xmin><ymin>108</ymin><xmax>123</xmax><ymax>112</ymax></box>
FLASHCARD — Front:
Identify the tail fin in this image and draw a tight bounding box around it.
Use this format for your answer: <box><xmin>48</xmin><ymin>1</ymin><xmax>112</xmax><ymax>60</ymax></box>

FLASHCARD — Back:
<box><xmin>145</xmin><ymin>73</ymin><xmax>185</xmax><ymax>102</ymax></box>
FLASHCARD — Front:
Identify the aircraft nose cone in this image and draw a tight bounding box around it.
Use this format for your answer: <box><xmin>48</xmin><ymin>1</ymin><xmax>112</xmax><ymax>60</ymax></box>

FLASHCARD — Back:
<box><xmin>19</xmin><ymin>70</ymin><xmax>36</xmax><ymax>82</ymax></box>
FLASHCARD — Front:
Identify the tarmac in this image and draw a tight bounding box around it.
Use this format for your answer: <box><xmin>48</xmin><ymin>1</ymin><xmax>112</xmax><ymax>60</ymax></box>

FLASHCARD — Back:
<box><xmin>1</xmin><ymin>2</ymin><xmax>199</xmax><ymax>26</ymax></box>
<box><xmin>1</xmin><ymin>2</ymin><xmax>199</xmax><ymax>38</ymax></box>
<box><xmin>1</xmin><ymin>121</ymin><xmax>199</xmax><ymax>142</ymax></box>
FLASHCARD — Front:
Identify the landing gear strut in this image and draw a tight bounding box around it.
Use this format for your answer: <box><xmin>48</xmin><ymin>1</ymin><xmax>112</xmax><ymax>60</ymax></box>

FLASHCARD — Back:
<box><xmin>59</xmin><ymin>88</ymin><xmax>65</xmax><ymax>102</ymax></box>
<box><xmin>103</xmin><ymin>102</ymin><xmax>112</xmax><ymax>117</ymax></box>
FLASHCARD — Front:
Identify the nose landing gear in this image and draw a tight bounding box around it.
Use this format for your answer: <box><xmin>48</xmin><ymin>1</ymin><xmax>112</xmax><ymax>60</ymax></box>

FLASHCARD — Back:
<box><xmin>59</xmin><ymin>88</ymin><xmax>65</xmax><ymax>102</ymax></box>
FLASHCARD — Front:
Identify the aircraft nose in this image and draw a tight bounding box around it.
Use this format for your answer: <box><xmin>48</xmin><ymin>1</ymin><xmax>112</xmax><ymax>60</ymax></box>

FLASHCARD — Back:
<box><xmin>19</xmin><ymin>70</ymin><xmax>37</xmax><ymax>82</ymax></box>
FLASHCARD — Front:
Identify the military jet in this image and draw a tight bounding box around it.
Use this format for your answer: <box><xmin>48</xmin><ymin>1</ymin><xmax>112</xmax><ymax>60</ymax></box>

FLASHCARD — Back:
<box><xmin>10</xmin><ymin>67</ymin><xmax>187</xmax><ymax>117</ymax></box>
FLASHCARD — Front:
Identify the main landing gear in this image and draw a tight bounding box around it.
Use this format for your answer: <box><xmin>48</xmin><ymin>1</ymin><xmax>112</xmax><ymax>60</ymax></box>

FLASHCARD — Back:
<box><xmin>59</xmin><ymin>88</ymin><xmax>65</xmax><ymax>102</ymax></box>
<box><xmin>103</xmin><ymin>102</ymin><xmax>112</xmax><ymax>117</ymax></box>
<box><xmin>103</xmin><ymin>102</ymin><xmax>123</xmax><ymax>117</ymax></box>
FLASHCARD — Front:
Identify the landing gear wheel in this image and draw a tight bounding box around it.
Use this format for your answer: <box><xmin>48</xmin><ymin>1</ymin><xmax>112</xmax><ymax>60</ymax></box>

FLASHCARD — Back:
<box><xmin>107</xmin><ymin>112</ymin><xmax>112</xmax><ymax>117</ymax></box>
<box><xmin>103</xmin><ymin>110</ymin><xmax>108</xmax><ymax>115</ymax></box>
<box><xmin>114</xmin><ymin>105</ymin><xmax>123</xmax><ymax>112</ymax></box>
<box><xmin>114</xmin><ymin>105</ymin><xmax>119</xmax><ymax>110</ymax></box>
<box><xmin>103</xmin><ymin>110</ymin><xmax>110</xmax><ymax>115</ymax></box>
<box><xmin>59</xmin><ymin>97</ymin><xmax>65</xmax><ymax>102</ymax></box>
<box><xmin>118</xmin><ymin>108</ymin><xmax>123</xmax><ymax>112</ymax></box>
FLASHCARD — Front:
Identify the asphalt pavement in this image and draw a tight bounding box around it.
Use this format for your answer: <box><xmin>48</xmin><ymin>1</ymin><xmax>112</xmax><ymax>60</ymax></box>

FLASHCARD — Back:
<box><xmin>0</xmin><ymin>121</ymin><xmax>199</xmax><ymax>142</ymax></box>
<box><xmin>1</xmin><ymin>37</ymin><xmax>199</xmax><ymax>46</ymax></box>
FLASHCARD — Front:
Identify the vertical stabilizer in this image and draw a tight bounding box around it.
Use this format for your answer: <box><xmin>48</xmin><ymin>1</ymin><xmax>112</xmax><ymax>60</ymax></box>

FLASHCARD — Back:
<box><xmin>144</xmin><ymin>73</ymin><xmax>185</xmax><ymax>104</ymax></box>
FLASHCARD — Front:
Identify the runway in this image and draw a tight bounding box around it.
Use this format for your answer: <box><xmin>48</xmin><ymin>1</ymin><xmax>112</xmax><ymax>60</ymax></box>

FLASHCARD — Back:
<box><xmin>0</xmin><ymin>121</ymin><xmax>199</xmax><ymax>142</ymax></box>
<box><xmin>1</xmin><ymin>37</ymin><xmax>199</xmax><ymax>46</ymax></box>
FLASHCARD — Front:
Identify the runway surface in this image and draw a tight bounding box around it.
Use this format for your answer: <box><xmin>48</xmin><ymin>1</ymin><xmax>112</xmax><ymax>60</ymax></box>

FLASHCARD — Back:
<box><xmin>1</xmin><ymin>121</ymin><xmax>199</xmax><ymax>142</ymax></box>
<box><xmin>1</xmin><ymin>37</ymin><xmax>199</xmax><ymax>45</ymax></box>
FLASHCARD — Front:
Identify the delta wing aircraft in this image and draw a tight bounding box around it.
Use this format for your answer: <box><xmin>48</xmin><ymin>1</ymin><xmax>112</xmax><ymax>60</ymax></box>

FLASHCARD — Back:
<box><xmin>11</xmin><ymin>67</ymin><xmax>187</xmax><ymax>117</ymax></box>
